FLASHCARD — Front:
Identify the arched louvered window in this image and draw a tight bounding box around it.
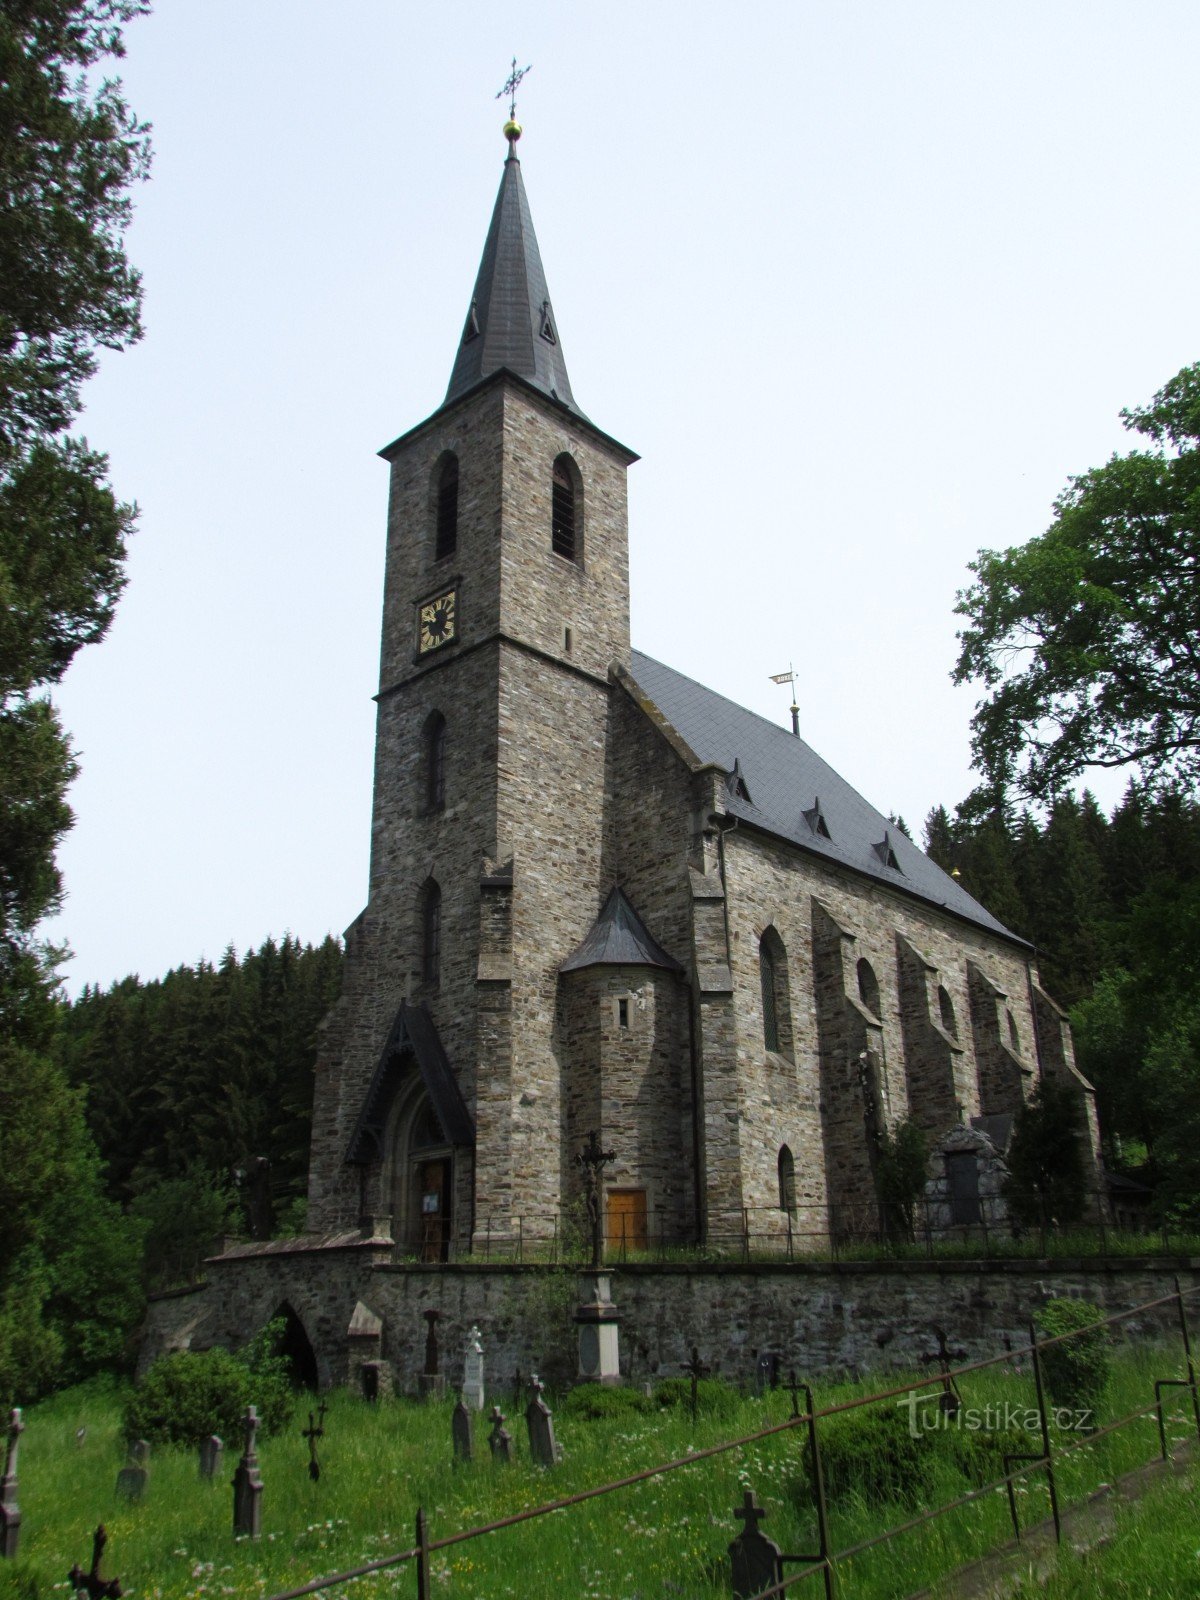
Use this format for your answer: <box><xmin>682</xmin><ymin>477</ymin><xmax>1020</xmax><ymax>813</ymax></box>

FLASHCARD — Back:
<box><xmin>778</xmin><ymin>1146</ymin><xmax>796</xmax><ymax>1216</ymax></box>
<box><xmin>551</xmin><ymin>454</ymin><xmax>577</xmax><ymax>561</ymax></box>
<box><xmin>435</xmin><ymin>455</ymin><xmax>459</xmax><ymax>561</ymax></box>
<box><xmin>421</xmin><ymin>880</ymin><xmax>441</xmax><ymax>987</ymax></box>
<box><xmin>424</xmin><ymin>712</ymin><xmax>446</xmax><ymax>813</ymax></box>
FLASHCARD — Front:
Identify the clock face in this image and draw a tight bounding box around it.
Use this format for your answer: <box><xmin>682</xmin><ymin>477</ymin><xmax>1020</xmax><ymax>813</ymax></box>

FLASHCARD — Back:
<box><xmin>418</xmin><ymin>590</ymin><xmax>457</xmax><ymax>654</ymax></box>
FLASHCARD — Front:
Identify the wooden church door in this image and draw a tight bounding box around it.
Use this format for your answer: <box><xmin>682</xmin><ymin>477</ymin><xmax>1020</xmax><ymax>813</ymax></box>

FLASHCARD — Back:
<box><xmin>418</xmin><ymin>1158</ymin><xmax>452</xmax><ymax>1262</ymax></box>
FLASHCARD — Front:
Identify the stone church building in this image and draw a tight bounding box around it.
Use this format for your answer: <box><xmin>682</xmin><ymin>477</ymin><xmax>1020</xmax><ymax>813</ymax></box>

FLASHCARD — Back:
<box><xmin>298</xmin><ymin>122</ymin><xmax>1101</xmax><ymax>1271</ymax></box>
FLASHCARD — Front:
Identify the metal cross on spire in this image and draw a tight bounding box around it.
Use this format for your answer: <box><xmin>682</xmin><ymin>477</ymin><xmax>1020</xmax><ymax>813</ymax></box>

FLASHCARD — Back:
<box><xmin>496</xmin><ymin>57</ymin><xmax>532</xmax><ymax>121</ymax></box>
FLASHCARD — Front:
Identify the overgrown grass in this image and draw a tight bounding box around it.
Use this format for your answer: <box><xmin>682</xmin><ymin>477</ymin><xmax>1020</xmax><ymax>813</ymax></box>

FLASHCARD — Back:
<box><xmin>2</xmin><ymin>1343</ymin><xmax>1195</xmax><ymax>1600</ymax></box>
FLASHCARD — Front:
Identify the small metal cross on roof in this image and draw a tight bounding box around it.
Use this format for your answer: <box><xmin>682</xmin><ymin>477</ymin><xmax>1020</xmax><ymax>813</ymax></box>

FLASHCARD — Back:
<box><xmin>496</xmin><ymin>57</ymin><xmax>532</xmax><ymax>121</ymax></box>
<box><xmin>301</xmin><ymin>1401</ymin><xmax>327</xmax><ymax>1483</ymax></box>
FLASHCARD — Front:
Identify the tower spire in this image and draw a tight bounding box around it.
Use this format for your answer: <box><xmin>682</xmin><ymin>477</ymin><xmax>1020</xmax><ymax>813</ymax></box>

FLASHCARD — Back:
<box><xmin>443</xmin><ymin>109</ymin><xmax>581</xmax><ymax>417</ymax></box>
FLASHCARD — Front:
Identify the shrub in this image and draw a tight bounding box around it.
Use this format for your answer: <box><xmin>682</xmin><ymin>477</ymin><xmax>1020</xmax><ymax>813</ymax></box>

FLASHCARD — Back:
<box><xmin>557</xmin><ymin>1383</ymin><xmax>654</xmax><ymax>1421</ymax></box>
<box><xmin>792</xmin><ymin>1403</ymin><xmax>935</xmax><ymax>1507</ymax></box>
<box><xmin>124</xmin><ymin>1318</ymin><xmax>295</xmax><ymax>1446</ymax></box>
<box><xmin>652</xmin><ymin>1376</ymin><xmax>742</xmax><ymax>1420</ymax></box>
<box><xmin>1033</xmin><ymin>1296</ymin><xmax>1109</xmax><ymax>1415</ymax></box>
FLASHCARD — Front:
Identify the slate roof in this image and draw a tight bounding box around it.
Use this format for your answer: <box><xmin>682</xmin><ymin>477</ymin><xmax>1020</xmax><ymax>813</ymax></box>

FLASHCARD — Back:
<box><xmin>443</xmin><ymin>147</ymin><xmax>581</xmax><ymax>418</ymax></box>
<box><xmin>624</xmin><ymin>650</ymin><xmax>1021</xmax><ymax>944</ymax></box>
<box><xmin>345</xmin><ymin>1002</ymin><xmax>474</xmax><ymax>1163</ymax></box>
<box><xmin>561</xmin><ymin>886</ymin><xmax>683</xmax><ymax>974</ymax></box>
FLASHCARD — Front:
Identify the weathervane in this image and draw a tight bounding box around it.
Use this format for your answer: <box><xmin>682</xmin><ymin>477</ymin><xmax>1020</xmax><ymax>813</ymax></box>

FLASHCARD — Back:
<box><xmin>769</xmin><ymin>666</ymin><xmax>800</xmax><ymax>738</ymax></box>
<box><xmin>496</xmin><ymin>56</ymin><xmax>532</xmax><ymax>123</ymax></box>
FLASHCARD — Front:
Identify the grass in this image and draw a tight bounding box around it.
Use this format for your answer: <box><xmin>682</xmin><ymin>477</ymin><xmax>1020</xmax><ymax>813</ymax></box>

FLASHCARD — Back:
<box><xmin>2</xmin><ymin>1341</ymin><xmax>1196</xmax><ymax>1600</ymax></box>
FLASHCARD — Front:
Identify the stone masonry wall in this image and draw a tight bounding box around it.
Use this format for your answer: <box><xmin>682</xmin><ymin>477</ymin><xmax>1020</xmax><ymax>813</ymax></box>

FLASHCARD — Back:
<box><xmin>142</xmin><ymin>1252</ymin><xmax>1200</xmax><ymax>1396</ymax></box>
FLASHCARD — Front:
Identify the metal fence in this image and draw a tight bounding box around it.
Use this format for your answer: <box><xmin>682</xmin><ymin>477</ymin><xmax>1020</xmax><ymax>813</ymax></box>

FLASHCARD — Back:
<box><xmin>260</xmin><ymin>1278</ymin><xmax>1200</xmax><ymax>1600</ymax></box>
<box><xmin>410</xmin><ymin>1188</ymin><xmax>1182</xmax><ymax>1266</ymax></box>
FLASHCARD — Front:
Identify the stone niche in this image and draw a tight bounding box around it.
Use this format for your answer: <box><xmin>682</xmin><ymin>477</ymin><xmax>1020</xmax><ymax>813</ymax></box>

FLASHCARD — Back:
<box><xmin>924</xmin><ymin>1121</ymin><xmax>1012</xmax><ymax>1238</ymax></box>
<box><xmin>345</xmin><ymin>1299</ymin><xmax>385</xmax><ymax>1389</ymax></box>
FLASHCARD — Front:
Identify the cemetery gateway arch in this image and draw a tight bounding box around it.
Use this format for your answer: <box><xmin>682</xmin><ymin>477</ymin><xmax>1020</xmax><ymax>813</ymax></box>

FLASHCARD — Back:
<box><xmin>141</xmin><ymin>121</ymin><xmax>1105</xmax><ymax>1389</ymax></box>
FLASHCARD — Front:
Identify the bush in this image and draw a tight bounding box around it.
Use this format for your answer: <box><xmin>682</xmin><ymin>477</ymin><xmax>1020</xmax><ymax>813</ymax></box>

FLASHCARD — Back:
<box><xmin>793</xmin><ymin>1403</ymin><xmax>935</xmax><ymax>1507</ymax></box>
<box><xmin>557</xmin><ymin>1383</ymin><xmax>654</xmax><ymax>1421</ymax></box>
<box><xmin>652</xmin><ymin>1376</ymin><xmax>742</xmax><ymax>1421</ymax></box>
<box><xmin>1033</xmin><ymin>1296</ymin><xmax>1109</xmax><ymax>1415</ymax></box>
<box><xmin>124</xmin><ymin>1318</ymin><xmax>295</xmax><ymax>1446</ymax></box>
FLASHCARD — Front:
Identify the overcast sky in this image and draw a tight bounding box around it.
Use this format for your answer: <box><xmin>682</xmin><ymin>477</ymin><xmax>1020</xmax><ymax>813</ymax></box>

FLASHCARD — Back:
<box><xmin>43</xmin><ymin>1</ymin><xmax>1200</xmax><ymax>993</ymax></box>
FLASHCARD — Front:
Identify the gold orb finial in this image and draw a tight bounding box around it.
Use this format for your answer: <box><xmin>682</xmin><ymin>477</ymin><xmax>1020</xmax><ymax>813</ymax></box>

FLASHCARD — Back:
<box><xmin>504</xmin><ymin>118</ymin><xmax>522</xmax><ymax>145</ymax></box>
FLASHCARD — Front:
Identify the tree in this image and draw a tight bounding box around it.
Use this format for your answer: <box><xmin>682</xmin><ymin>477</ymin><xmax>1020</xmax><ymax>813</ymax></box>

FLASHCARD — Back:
<box><xmin>954</xmin><ymin>363</ymin><xmax>1200</xmax><ymax>804</ymax></box>
<box><xmin>0</xmin><ymin>0</ymin><xmax>150</xmax><ymax>1403</ymax></box>
<box><xmin>1004</xmin><ymin>1076</ymin><xmax>1088</xmax><ymax>1230</ymax></box>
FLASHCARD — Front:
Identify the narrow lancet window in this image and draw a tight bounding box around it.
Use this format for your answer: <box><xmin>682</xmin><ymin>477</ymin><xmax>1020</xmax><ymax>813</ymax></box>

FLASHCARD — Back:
<box><xmin>425</xmin><ymin>712</ymin><xmax>446</xmax><ymax>813</ymax></box>
<box><xmin>435</xmin><ymin>455</ymin><xmax>459</xmax><ymax>561</ymax></box>
<box><xmin>421</xmin><ymin>879</ymin><xmax>442</xmax><ymax>987</ymax></box>
<box><xmin>551</xmin><ymin>455</ymin><xmax>577</xmax><ymax>561</ymax></box>
<box><xmin>760</xmin><ymin>938</ymin><xmax>780</xmax><ymax>1053</ymax></box>
<box><xmin>778</xmin><ymin>1146</ymin><xmax>796</xmax><ymax>1215</ymax></box>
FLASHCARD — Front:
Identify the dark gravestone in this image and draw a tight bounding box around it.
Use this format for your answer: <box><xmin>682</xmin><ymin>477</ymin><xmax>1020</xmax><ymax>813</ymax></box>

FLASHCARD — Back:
<box><xmin>487</xmin><ymin>1406</ymin><xmax>513</xmax><ymax>1464</ymax></box>
<box><xmin>682</xmin><ymin>1346</ymin><xmax>710</xmax><ymax>1423</ymax></box>
<box><xmin>418</xmin><ymin>1309</ymin><xmax>446</xmax><ymax>1402</ymax></box>
<box><xmin>198</xmin><ymin>1435</ymin><xmax>223</xmax><ymax>1481</ymax></box>
<box><xmin>231</xmin><ymin>1406</ymin><xmax>263</xmax><ymax>1540</ymax></box>
<box><xmin>302</xmin><ymin>1403</ymin><xmax>327</xmax><ymax>1483</ymax></box>
<box><xmin>115</xmin><ymin>1440</ymin><xmax>149</xmax><ymax>1502</ymax></box>
<box><xmin>728</xmin><ymin>1490</ymin><xmax>784</xmax><ymax>1600</ymax></box>
<box><xmin>1</xmin><ymin>1408</ymin><xmax>24</xmax><ymax>1559</ymax></box>
<box><xmin>524</xmin><ymin>1376</ymin><xmax>561</xmax><ymax>1468</ymax></box>
<box><xmin>755</xmin><ymin>1351</ymin><xmax>780</xmax><ymax>1392</ymax></box>
<box><xmin>68</xmin><ymin>1525</ymin><xmax>122</xmax><ymax>1600</ymax></box>
<box><xmin>451</xmin><ymin>1400</ymin><xmax>473</xmax><ymax>1463</ymax></box>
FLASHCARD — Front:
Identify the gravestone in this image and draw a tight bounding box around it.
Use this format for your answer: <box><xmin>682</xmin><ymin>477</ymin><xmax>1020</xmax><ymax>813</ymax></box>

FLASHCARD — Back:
<box><xmin>418</xmin><ymin>1309</ymin><xmax>446</xmax><ymax>1402</ymax></box>
<box><xmin>451</xmin><ymin>1400</ymin><xmax>473</xmax><ymax>1463</ymax></box>
<box><xmin>728</xmin><ymin>1490</ymin><xmax>784</xmax><ymax>1600</ymax></box>
<box><xmin>754</xmin><ymin>1351</ymin><xmax>780</xmax><ymax>1392</ymax></box>
<box><xmin>1</xmin><ymin>1408</ymin><xmax>24</xmax><ymax>1559</ymax></box>
<box><xmin>198</xmin><ymin>1435</ymin><xmax>223</xmax><ymax>1481</ymax></box>
<box><xmin>682</xmin><ymin>1346</ymin><xmax>710</xmax><ymax>1423</ymax></box>
<box><xmin>524</xmin><ymin>1376</ymin><xmax>561</xmax><ymax>1468</ymax></box>
<box><xmin>115</xmin><ymin>1440</ymin><xmax>149</xmax><ymax>1501</ymax></box>
<box><xmin>231</xmin><ymin>1406</ymin><xmax>263</xmax><ymax>1540</ymax></box>
<box><xmin>462</xmin><ymin>1325</ymin><xmax>485</xmax><ymax>1411</ymax></box>
<box><xmin>68</xmin><ymin>1524</ymin><xmax>121</xmax><ymax>1600</ymax></box>
<box><xmin>487</xmin><ymin>1406</ymin><xmax>513</xmax><ymax>1464</ymax></box>
<box><xmin>302</xmin><ymin>1403</ymin><xmax>327</xmax><ymax>1482</ymax></box>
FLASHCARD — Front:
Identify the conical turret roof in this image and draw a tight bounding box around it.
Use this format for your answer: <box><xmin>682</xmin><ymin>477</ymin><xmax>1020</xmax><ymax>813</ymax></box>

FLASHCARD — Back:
<box><xmin>444</xmin><ymin>138</ymin><xmax>581</xmax><ymax>416</ymax></box>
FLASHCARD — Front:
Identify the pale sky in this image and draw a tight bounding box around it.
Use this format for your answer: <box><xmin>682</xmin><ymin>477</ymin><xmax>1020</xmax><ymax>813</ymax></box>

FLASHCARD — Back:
<box><xmin>43</xmin><ymin>1</ymin><xmax>1200</xmax><ymax>993</ymax></box>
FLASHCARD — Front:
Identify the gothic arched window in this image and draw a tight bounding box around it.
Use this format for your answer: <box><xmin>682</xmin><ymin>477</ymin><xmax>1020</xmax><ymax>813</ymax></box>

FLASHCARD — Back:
<box><xmin>777</xmin><ymin>1145</ymin><xmax>796</xmax><ymax>1216</ymax></box>
<box><xmin>424</xmin><ymin>711</ymin><xmax>446</xmax><ymax>813</ymax></box>
<box><xmin>435</xmin><ymin>454</ymin><xmax>459</xmax><ymax>561</ymax></box>
<box><xmin>857</xmin><ymin>957</ymin><xmax>881</xmax><ymax>1018</ymax></box>
<box><xmin>759</xmin><ymin>927</ymin><xmax>793</xmax><ymax>1057</ymax></box>
<box><xmin>421</xmin><ymin>879</ymin><xmax>441</xmax><ymax>987</ymax></box>
<box><xmin>938</xmin><ymin>984</ymin><xmax>957</xmax><ymax>1038</ymax></box>
<box><xmin>551</xmin><ymin>454</ymin><xmax>578</xmax><ymax>561</ymax></box>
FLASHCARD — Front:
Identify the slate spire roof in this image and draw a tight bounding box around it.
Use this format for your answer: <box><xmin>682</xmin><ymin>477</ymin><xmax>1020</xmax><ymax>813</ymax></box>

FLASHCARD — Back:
<box><xmin>444</xmin><ymin>133</ymin><xmax>580</xmax><ymax>417</ymax></box>
<box><xmin>561</xmin><ymin>886</ymin><xmax>682</xmax><ymax>974</ymax></box>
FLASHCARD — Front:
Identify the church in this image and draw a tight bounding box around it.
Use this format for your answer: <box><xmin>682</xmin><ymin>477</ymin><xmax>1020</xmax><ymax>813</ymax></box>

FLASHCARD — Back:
<box><xmin>300</xmin><ymin>116</ymin><xmax>1101</xmax><ymax>1269</ymax></box>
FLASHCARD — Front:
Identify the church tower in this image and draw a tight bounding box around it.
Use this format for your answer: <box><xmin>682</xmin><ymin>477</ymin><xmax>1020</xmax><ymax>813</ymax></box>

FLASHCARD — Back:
<box><xmin>306</xmin><ymin>122</ymin><xmax>638</xmax><ymax>1254</ymax></box>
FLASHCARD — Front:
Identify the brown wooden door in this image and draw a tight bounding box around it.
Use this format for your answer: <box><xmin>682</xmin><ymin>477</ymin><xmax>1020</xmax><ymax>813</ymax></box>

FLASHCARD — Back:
<box><xmin>606</xmin><ymin>1188</ymin><xmax>647</xmax><ymax>1254</ymax></box>
<box><xmin>418</xmin><ymin>1158</ymin><xmax>452</xmax><ymax>1262</ymax></box>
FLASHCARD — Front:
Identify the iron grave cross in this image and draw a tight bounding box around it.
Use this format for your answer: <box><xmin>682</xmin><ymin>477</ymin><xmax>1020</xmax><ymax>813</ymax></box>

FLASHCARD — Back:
<box><xmin>496</xmin><ymin>57</ymin><xmax>532</xmax><ymax>122</ymax></box>
<box><xmin>576</xmin><ymin>1129</ymin><xmax>616</xmax><ymax>1268</ymax></box>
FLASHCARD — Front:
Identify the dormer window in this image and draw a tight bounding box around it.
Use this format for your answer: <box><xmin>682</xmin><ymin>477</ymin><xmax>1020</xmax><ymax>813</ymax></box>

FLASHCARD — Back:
<box><xmin>435</xmin><ymin>455</ymin><xmax>459</xmax><ymax>561</ymax></box>
<box><xmin>803</xmin><ymin>797</ymin><xmax>831</xmax><ymax>839</ymax></box>
<box><xmin>551</xmin><ymin>455</ymin><xmax>578</xmax><ymax>561</ymax></box>
<box><xmin>872</xmin><ymin>831</ymin><xmax>902</xmax><ymax>871</ymax></box>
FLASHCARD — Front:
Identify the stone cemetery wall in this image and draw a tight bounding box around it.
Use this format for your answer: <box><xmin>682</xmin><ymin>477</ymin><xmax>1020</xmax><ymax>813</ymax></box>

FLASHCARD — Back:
<box><xmin>139</xmin><ymin>1253</ymin><xmax>1200</xmax><ymax>1394</ymax></box>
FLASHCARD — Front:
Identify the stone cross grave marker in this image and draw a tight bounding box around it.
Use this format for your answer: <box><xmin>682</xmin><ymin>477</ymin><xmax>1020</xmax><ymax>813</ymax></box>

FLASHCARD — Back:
<box><xmin>305</xmin><ymin>1408</ymin><xmax>329</xmax><ymax>1478</ymax></box>
<box><xmin>682</xmin><ymin>1346</ymin><xmax>710</xmax><ymax>1424</ymax></box>
<box><xmin>451</xmin><ymin>1400</ymin><xmax>473</xmax><ymax>1463</ymax></box>
<box><xmin>487</xmin><ymin>1406</ymin><xmax>513</xmax><ymax>1464</ymax></box>
<box><xmin>2</xmin><ymin>1408</ymin><xmax>24</xmax><ymax>1559</ymax></box>
<box><xmin>728</xmin><ymin>1490</ymin><xmax>784</xmax><ymax>1600</ymax></box>
<box><xmin>198</xmin><ymin>1435</ymin><xmax>223</xmax><ymax>1481</ymax></box>
<box><xmin>115</xmin><ymin>1440</ymin><xmax>149</xmax><ymax>1502</ymax></box>
<box><xmin>68</xmin><ymin>1524</ymin><xmax>121</xmax><ymax>1600</ymax></box>
<box><xmin>232</xmin><ymin>1405</ymin><xmax>263</xmax><ymax>1540</ymax></box>
<box><xmin>462</xmin><ymin>1325</ymin><xmax>485</xmax><ymax>1411</ymax></box>
<box><xmin>419</xmin><ymin>1309</ymin><xmax>446</xmax><ymax>1401</ymax></box>
<box><xmin>524</xmin><ymin>1376</ymin><xmax>561</xmax><ymax>1468</ymax></box>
